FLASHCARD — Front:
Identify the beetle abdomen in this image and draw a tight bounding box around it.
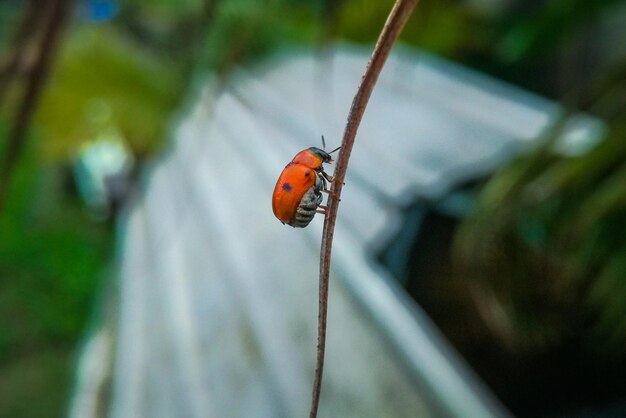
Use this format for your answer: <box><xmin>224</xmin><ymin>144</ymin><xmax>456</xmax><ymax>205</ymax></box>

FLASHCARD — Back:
<box><xmin>288</xmin><ymin>176</ymin><xmax>323</xmax><ymax>228</ymax></box>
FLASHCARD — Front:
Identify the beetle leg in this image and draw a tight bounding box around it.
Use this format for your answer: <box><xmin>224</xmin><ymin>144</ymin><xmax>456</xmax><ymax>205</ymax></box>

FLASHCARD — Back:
<box><xmin>321</xmin><ymin>189</ymin><xmax>340</xmax><ymax>200</ymax></box>
<box><xmin>316</xmin><ymin>209</ymin><xmax>327</xmax><ymax>215</ymax></box>
<box><xmin>320</xmin><ymin>170</ymin><xmax>333</xmax><ymax>184</ymax></box>
<box><xmin>327</xmin><ymin>176</ymin><xmax>345</xmax><ymax>186</ymax></box>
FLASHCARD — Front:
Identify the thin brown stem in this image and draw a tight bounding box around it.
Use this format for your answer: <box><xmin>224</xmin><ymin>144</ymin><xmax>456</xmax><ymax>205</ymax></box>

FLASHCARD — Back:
<box><xmin>308</xmin><ymin>0</ymin><xmax>419</xmax><ymax>417</ymax></box>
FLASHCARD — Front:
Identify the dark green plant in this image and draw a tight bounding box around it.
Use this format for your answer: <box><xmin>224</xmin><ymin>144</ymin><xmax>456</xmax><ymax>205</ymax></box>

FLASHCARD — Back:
<box><xmin>454</xmin><ymin>114</ymin><xmax>626</xmax><ymax>362</ymax></box>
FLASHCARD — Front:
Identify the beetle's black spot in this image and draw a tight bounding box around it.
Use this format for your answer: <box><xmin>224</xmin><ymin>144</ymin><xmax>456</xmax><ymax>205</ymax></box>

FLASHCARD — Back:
<box><xmin>282</xmin><ymin>182</ymin><xmax>292</xmax><ymax>192</ymax></box>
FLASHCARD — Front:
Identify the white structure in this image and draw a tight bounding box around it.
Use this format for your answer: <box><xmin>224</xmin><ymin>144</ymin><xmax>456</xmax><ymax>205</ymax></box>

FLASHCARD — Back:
<box><xmin>70</xmin><ymin>44</ymin><xmax>601</xmax><ymax>418</ymax></box>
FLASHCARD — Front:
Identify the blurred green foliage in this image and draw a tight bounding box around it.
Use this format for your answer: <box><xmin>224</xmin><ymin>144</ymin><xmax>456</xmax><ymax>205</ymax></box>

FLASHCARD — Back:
<box><xmin>37</xmin><ymin>27</ymin><xmax>182</xmax><ymax>160</ymax></box>
<box><xmin>0</xmin><ymin>347</ymin><xmax>73</xmax><ymax>417</ymax></box>
<box><xmin>455</xmin><ymin>128</ymin><xmax>626</xmax><ymax>353</ymax></box>
<box><xmin>451</xmin><ymin>117</ymin><xmax>626</xmax><ymax>417</ymax></box>
<box><xmin>452</xmin><ymin>0</ymin><xmax>626</xmax><ymax>353</ymax></box>
<box><xmin>335</xmin><ymin>0</ymin><xmax>477</xmax><ymax>55</ymax></box>
<box><xmin>496</xmin><ymin>0</ymin><xmax>624</xmax><ymax>63</ymax></box>
<box><xmin>0</xmin><ymin>130</ymin><xmax>111</xmax><ymax>415</ymax></box>
<box><xmin>448</xmin><ymin>2</ymin><xmax>626</xmax><ymax>414</ymax></box>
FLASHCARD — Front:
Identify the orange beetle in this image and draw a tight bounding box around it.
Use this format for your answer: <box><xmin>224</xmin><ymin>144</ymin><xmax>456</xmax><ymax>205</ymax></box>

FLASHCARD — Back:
<box><xmin>272</xmin><ymin>138</ymin><xmax>340</xmax><ymax>227</ymax></box>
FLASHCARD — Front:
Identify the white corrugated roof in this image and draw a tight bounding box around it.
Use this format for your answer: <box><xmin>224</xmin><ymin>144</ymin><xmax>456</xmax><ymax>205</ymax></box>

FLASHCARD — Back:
<box><xmin>71</xmin><ymin>44</ymin><xmax>603</xmax><ymax>418</ymax></box>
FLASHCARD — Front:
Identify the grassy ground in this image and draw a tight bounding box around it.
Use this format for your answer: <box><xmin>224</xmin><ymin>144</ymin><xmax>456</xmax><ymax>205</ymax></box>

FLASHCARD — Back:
<box><xmin>0</xmin><ymin>348</ymin><xmax>74</xmax><ymax>418</ymax></box>
<box><xmin>0</xmin><ymin>135</ymin><xmax>111</xmax><ymax>417</ymax></box>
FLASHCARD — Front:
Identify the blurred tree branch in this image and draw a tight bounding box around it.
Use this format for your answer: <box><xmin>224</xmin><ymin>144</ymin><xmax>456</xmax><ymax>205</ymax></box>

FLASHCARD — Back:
<box><xmin>0</xmin><ymin>0</ymin><xmax>76</xmax><ymax>211</ymax></box>
<box><xmin>0</xmin><ymin>0</ymin><xmax>41</xmax><ymax>112</ymax></box>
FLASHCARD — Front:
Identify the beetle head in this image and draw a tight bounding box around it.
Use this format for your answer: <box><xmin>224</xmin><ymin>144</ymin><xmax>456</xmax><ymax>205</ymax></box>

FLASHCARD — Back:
<box><xmin>308</xmin><ymin>147</ymin><xmax>333</xmax><ymax>163</ymax></box>
<box><xmin>291</xmin><ymin>138</ymin><xmax>340</xmax><ymax>169</ymax></box>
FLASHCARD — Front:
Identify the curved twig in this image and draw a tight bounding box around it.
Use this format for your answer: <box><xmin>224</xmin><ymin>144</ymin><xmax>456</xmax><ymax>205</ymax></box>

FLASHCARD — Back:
<box><xmin>308</xmin><ymin>1</ymin><xmax>419</xmax><ymax>417</ymax></box>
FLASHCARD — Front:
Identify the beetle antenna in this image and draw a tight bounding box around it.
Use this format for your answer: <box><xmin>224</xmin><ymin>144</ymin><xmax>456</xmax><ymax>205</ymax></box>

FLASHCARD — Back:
<box><xmin>321</xmin><ymin>135</ymin><xmax>340</xmax><ymax>154</ymax></box>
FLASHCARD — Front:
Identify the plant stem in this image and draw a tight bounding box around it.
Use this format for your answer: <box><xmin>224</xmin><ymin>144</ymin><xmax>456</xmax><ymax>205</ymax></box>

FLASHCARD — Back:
<box><xmin>308</xmin><ymin>1</ymin><xmax>419</xmax><ymax>417</ymax></box>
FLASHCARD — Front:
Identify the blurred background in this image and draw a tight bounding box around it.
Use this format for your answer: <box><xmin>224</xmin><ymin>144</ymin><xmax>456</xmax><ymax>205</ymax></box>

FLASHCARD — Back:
<box><xmin>1</xmin><ymin>0</ymin><xmax>626</xmax><ymax>417</ymax></box>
